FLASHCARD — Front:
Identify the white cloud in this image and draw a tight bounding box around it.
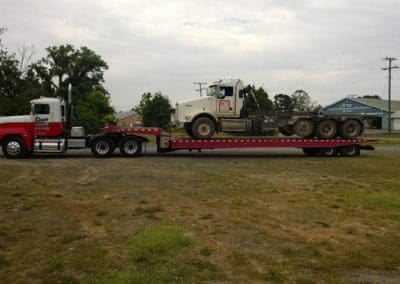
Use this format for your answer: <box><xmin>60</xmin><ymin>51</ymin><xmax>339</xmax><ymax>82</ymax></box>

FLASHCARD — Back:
<box><xmin>1</xmin><ymin>0</ymin><xmax>399</xmax><ymax>110</ymax></box>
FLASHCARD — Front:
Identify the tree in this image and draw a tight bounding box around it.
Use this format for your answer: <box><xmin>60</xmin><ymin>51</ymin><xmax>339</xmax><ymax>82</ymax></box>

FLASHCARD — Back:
<box><xmin>274</xmin><ymin>94</ymin><xmax>293</xmax><ymax>111</ymax></box>
<box><xmin>32</xmin><ymin>44</ymin><xmax>109</xmax><ymax>101</ymax></box>
<box><xmin>135</xmin><ymin>92</ymin><xmax>172</xmax><ymax>129</ymax></box>
<box><xmin>274</xmin><ymin>90</ymin><xmax>320</xmax><ymax>112</ymax></box>
<box><xmin>0</xmin><ymin>27</ymin><xmax>24</xmax><ymax>115</ymax></box>
<box><xmin>74</xmin><ymin>90</ymin><xmax>115</xmax><ymax>133</ymax></box>
<box><xmin>31</xmin><ymin>44</ymin><xmax>114</xmax><ymax>131</ymax></box>
<box><xmin>291</xmin><ymin>90</ymin><xmax>321</xmax><ymax>112</ymax></box>
<box><xmin>242</xmin><ymin>86</ymin><xmax>274</xmax><ymax>116</ymax></box>
<box><xmin>360</xmin><ymin>95</ymin><xmax>381</xmax><ymax>99</ymax></box>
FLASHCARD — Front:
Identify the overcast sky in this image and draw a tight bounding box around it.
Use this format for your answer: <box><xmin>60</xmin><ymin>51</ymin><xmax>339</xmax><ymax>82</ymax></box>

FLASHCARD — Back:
<box><xmin>1</xmin><ymin>0</ymin><xmax>399</xmax><ymax>110</ymax></box>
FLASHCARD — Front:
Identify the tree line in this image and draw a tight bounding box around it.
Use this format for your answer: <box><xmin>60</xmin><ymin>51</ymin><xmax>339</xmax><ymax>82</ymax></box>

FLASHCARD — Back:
<box><xmin>0</xmin><ymin>28</ymin><xmax>114</xmax><ymax>132</ymax></box>
<box><xmin>1</xmin><ymin>27</ymin><xmax>322</xmax><ymax>132</ymax></box>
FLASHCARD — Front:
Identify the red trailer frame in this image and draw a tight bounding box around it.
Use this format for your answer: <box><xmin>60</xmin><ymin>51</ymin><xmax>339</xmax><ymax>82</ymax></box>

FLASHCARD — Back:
<box><xmin>101</xmin><ymin>126</ymin><xmax>375</xmax><ymax>157</ymax></box>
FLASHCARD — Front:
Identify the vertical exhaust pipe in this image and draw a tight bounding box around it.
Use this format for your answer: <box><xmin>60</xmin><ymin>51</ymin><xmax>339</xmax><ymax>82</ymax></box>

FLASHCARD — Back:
<box><xmin>68</xmin><ymin>84</ymin><xmax>72</xmax><ymax>105</ymax></box>
<box><xmin>67</xmin><ymin>84</ymin><xmax>73</xmax><ymax>135</ymax></box>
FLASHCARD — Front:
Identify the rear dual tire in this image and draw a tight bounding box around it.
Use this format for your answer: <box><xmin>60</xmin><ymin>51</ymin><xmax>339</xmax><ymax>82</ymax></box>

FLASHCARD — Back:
<box><xmin>91</xmin><ymin>137</ymin><xmax>115</xmax><ymax>158</ymax></box>
<box><xmin>119</xmin><ymin>137</ymin><xmax>142</xmax><ymax>157</ymax></box>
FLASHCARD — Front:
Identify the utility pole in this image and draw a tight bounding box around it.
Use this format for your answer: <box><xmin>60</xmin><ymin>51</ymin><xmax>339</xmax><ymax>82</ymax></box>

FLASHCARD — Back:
<box><xmin>382</xmin><ymin>57</ymin><xmax>399</xmax><ymax>133</ymax></box>
<box><xmin>193</xmin><ymin>82</ymin><xmax>207</xmax><ymax>97</ymax></box>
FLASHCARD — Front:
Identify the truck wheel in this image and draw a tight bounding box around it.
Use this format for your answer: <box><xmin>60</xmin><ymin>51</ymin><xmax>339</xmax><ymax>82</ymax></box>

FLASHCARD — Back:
<box><xmin>302</xmin><ymin>148</ymin><xmax>319</xmax><ymax>156</ymax></box>
<box><xmin>315</xmin><ymin>120</ymin><xmax>337</xmax><ymax>139</ymax></box>
<box><xmin>91</xmin><ymin>137</ymin><xmax>115</xmax><ymax>158</ymax></box>
<box><xmin>119</xmin><ymin>137</ymin><xmax>142</xmax><ymax>157</ymax></box>
<box><xmin>279</xmin><ymin>126</ymin><xmax>294</xmax><ymax>136</ymax></box>
<box><xmin>340</xmin><ymin>145</ymin><xmax>360</xmax><ymax>157</ymax></box>
<box><xmin>320</xmin><ymin>147</ymin><xmax>338</xmax><ymax>157</ymax></box>
<box><xmin>293</xmin><ymin>118</ymin><xmax>314</xmax><ymax>138</ymax></box>
<box><xmin>2</xmin><ymin>136</ymin><xmax>27</xmax><ymax>159</ymax></box>
<box><xmin>339</xmin><ymin>119</ymin><xmax>362</xmax><ymax>139</ymax></box>
<box><xmin>192</xmin><ymin>117</ymin><xmax>215</xmax><ymax>139</ymax></box>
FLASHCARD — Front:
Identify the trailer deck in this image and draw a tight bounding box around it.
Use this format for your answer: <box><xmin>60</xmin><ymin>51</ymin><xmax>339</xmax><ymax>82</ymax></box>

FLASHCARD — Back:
<box><xmin>101</xmin><ymin>126</ymin><xmax>375</xmax><ymax>157</ymax></box>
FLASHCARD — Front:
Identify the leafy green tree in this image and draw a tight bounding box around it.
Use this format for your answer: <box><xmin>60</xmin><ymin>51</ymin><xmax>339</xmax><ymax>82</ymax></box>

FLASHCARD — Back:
<box><xmin>134</xmin><ymin>92</ymin><xmax>172</xmax><ymax>129</ymax></box>
<box><xmin>242</xmin><ymin>86</ymin><xmax>274</xmax><ymax>116</ymax></box>
<box><xmin>274</xmin><ymin>94</ymin><xmax>293</xmax><ymax>111</ymax></box>
<box><xmin>0</xmin><ymin>27</ymin><xmax>24</xmax><ymax>115</ymax></box>
<box><xmin>274</xmin><ymin>90</ymin><xmax>320</xmax><ymax>112</ymax></box>
<box><xmin>74</xmin><ymin>90</ymin><xmax>115</xmax><ymax>133</ymax></box>
<box><xmin>32</xmin><ymin>44</ymin><xmax>109</xmax><ymax>101</ymax></box>
<box><xmin>31</xmin><ymin>44</ymin><xmax>113</xmax><ymax>131</ymax></box>
<box><xmin>291</xmin><ymin>90</ymin><xmax>320</xmax><ymax>111</ymax></box>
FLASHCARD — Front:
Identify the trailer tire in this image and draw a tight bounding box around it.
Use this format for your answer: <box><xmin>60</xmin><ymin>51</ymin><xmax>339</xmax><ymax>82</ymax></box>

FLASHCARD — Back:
<box><xmin>192</xmin><ymin>117</ymin><xmax>215</xmax><ymax>139</ymax></box>
<box><xmin>302</xmin><ymin>148</ymin><xmax>319</xmax><ymax>156</ymax></box>
<box><xmin>340</xmin><ymin>145</ymin><xmax>360</xmax><ymax>157</ymax></box>
<box><xmin>320</xmin><ymin>147</ymin><xmax>338</xmax><ymax>157</ymax></box>
<box><xmin>339</xmin><ymin>119</ymin><xmax>362</xmax><ymax>139</ymax></box>
<box><xmin>315</xmin><ymin>120</ymin><xmax>337</xmax><ymax>139</ymax></box>
<box><xmin>119</xmin><ymin>137</ymin><xmax>142</xmax><ymax>157</ymax></box>
<box><xmin>2</xmin><ymin>136</ymin><xmax>27</xmax><ymax>159</ymax></box>
<box><xmin>293</xmin><ymin>118</ymin><xmax>314</xmax><ymax>138</ymax></box>
<box><xmin>91</xmin><ymin>137</ymin><xmax>115</xmax><ymax>158</ymax></box>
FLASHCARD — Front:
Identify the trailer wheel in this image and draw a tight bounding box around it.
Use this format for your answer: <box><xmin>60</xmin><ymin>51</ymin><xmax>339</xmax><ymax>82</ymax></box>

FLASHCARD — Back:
<box><xmin>293</xmin><ymin>118</ymin><xmax>314</xmax><ymax>138</ymax></box>
<box><xmin>2</xmin><ymin>136</ymin><xmax>27</xmax><ymax>159</ymax></box>
<box><xmin>302</xmin><ymin>148</ymin><xmax>319</xmax><ymax>156</ymax></box>
<box><xmin>192</xmin><ymin>117</ymin><xmax>215</xmax><ymax>139</ymax></box>
<box><xmin>119</xmin><ymin>137</ymin><xmax>142</xmax><ymax>157</ymax></box>
<box><xmin>340</xmin><ymin>145</ymin><xmax>360</xmax><ymax>157</ymax></box>
<box><xmin>91</xmin><ymin>137</ymin><xmax>115</xmax><ymax>158</ymax></box>
<box><xmin>339</xmin><ymin>119</ymin><xmax>362</xmax><ymax>139</ymax></box>
<box><xmin>320</xmin><ymin>147</ymin><xmax>338</xmax><ymax>157</ymax></box>
<box><xmin>315</xmin><ymin>120</ymin><xmax>337</xmax><ymax>139</ymax></box>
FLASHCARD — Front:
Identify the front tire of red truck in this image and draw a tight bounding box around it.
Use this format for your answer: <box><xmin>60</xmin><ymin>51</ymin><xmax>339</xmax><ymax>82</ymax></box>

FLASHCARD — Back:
<box><xmin>2</xmin><ymin>136</ymin><xmax>27</xmax><ymax>159</ymax></box>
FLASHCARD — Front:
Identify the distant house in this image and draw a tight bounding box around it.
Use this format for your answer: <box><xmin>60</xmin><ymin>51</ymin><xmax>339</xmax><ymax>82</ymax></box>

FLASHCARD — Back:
<box><xmin>323</xmin><ymin>97</ymin><xmax>400</xmax><ymax>130</ymax></box>
<box><xmin>116</xmin><ymin>111</ymin><xmax>141</xmax><ymax>128</ymax></box>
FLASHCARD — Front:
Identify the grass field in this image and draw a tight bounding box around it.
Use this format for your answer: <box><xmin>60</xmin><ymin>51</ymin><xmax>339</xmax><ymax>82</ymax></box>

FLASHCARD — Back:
<box><xmin>0</xmin><ymin>148</ymin><xmax>400</xmax><ymax>283</ymax></box>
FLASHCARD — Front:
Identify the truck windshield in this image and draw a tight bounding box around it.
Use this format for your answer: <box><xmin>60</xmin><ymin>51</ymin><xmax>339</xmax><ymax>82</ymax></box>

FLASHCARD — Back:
<box><xmin>208</xmin><ymin>85</ymin><xmax>217</xmax><ymax>97</ymax></box>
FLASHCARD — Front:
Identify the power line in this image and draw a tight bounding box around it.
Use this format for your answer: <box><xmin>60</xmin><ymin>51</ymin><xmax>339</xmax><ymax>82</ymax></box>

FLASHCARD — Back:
<box><xmin>193</xmin><ymin>82</ymin><xmax>207</xmax><ymax>97</ymax></box>
<box><xmin>382</xmin><ymin>57</ymin><xmax>399</xmax><ymax>133</ymax></box>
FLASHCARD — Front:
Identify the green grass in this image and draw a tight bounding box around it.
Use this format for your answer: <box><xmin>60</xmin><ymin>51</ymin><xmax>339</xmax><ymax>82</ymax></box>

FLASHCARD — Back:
<box><xmin>1</xmin><ymin>150</ymin><xmax>400</xmax><ymax>282</ymax></box>
<box><xmin>343</xmin><ymin>191</ymin><xmax>400</xmax><ymax>209</ymax></box>
<box><xmin>128</xmin><ymin>225</ymin><xmax>193</xmax><ymax>262</ymax></box>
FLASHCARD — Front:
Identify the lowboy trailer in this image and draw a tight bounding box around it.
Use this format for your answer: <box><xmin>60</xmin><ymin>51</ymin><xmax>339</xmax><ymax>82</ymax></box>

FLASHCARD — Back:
<box><xmin>94</xmin><ymin>125</ymin><xmax>375</xmax><ymax>158</ymax></box>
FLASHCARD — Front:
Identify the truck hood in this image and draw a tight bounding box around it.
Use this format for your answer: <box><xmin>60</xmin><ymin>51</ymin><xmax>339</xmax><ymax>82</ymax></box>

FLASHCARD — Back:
<box><xmin>0</xmin><ymin>115</ymin><xmax>32</xmax><ymax>124</ymax></box>
<box><xmin>176</xmin><ymin>96</ymin><xmax>208</xmax><ymax>106</ymax></box>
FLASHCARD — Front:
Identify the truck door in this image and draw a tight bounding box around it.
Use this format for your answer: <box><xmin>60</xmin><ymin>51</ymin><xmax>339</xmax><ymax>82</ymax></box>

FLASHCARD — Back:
<box><xmin>216</xmin><ymin>86</ymin><xmax>235</xmax><ymax>117</ymax></box>
<box><xmin>32</xmin><ymin>103</ymin><xmax>52</xmax><ymax>136</ymax></box>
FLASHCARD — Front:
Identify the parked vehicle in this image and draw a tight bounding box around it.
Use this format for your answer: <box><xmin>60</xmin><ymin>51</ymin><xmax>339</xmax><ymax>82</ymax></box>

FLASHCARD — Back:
<box><xmin>174</xmin><ymin>79</ymin><xmax>365</xmax><ymax>140</ymax></box>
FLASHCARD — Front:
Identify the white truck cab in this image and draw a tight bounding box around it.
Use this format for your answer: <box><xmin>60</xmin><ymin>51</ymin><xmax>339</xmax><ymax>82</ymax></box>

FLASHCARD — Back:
<box><xmin>174</xmin><ymin>79</ymin><xmax>249</xmax><ymax>138</ymax></box>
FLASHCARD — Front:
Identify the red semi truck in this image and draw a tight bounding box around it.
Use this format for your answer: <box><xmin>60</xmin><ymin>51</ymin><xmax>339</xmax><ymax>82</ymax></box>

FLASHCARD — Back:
<box><xmin>0</xmin><ymin>87</ymin><xmax>374</xmax><ymax>159</ymax></box>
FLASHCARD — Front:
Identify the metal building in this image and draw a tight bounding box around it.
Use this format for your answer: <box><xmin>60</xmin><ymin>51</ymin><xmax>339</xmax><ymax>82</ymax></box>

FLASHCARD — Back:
<box><xmin>323</xmin><ymin>97</ymin><xmax>400</xmax><ymax>130</ymax></box>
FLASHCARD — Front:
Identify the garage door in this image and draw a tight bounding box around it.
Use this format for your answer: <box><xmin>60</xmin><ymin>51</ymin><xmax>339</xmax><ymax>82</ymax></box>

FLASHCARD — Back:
<box><xmin>392</xmin><ymin>118</ymin><xmax>400</xmax><ymax>131</ymax></box>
